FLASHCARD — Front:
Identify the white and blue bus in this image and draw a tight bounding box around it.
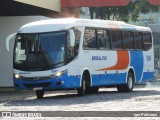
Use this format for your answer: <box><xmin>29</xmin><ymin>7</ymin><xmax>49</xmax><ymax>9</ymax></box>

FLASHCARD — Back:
<box><xmin>6</xmin><ymin>18</ymin><xmax>154</xmax><ymax>98</ymax></box>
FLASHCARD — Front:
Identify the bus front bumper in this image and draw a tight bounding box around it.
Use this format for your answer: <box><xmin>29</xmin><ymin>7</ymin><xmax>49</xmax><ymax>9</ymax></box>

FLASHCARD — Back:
<box><xmin>13</xmin><ymin>73</ymin><xmax>80</xmax><ymax>91</ymax></box>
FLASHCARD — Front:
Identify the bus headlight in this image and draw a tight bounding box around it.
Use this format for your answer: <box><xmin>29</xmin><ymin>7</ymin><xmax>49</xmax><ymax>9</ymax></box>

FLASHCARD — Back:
<box><xmin>14</xmin><ymin>74</ymin><xmax>21</xmax><ymax>79</ymax></box>
<box><xmin>54</xmin><ymin>70</ymin><xmax>67</xmax><ymax>77</ymax></box>
<box><xmin>14</xmin><ymin>74</ymin><xmax>23</xmax><ymax>79</ymax></box>
<box><xmin>55</xmin><ymin>72</ymin><xmax>62</xmax><ymax>77</ymax></box>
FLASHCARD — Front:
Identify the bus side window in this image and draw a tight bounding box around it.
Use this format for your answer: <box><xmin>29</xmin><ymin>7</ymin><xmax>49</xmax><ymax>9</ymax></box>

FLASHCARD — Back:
<box><xmin>143</xmin><ymin>33</ymin><xmax>152</xmax><ymax>50</ymax></box>
<box><xmin>134</xmin><ymin>32</ymin><xmax>143</xmax><ymax>50</ymax></box>
<box><xmin>83</xmin><ymin>28</ymin><xmax>97</xmax><ymax>49</ymax></box>
<box><xmin>110</xmin><ymin>30</ymin><xmax>123</xmax><ymax>49</ymax></box>
<box><xmin>123</xmin><ymin>31</ymin><xmax>135</xmax><ymax>50</ymax></box>
<box><xmin>97</xmin><ymin>29</ymin><xmax>110</xmax><ymax>50</ymax></box>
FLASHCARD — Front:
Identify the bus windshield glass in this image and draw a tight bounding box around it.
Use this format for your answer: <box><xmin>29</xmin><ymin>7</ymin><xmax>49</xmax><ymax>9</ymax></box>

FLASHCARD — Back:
<box><xmin>13</xmin><ymin>31</ymin><xmax>67</xmax><ymax>71</ymax></box>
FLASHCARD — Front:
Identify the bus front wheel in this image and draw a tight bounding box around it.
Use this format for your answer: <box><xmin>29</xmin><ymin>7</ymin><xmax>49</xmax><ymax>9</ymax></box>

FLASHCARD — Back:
<box><xmin>36</xmin><ymin>90</ymin><xmax>44</xmax><ymax>99</ymax></box>
<box><xmin>117</xmin><ymin>72</ymin><xmax>134</xmax><ymax>92</ymax></box>
<box><xmin>86</xmin><ymin>87</ymin><xmax>99</xmax><ymax>94</ymax></box>
<box><xmin>77</xmin><ymin>75</ymin><xmax>86</xmax><ymax>96</ymax></box>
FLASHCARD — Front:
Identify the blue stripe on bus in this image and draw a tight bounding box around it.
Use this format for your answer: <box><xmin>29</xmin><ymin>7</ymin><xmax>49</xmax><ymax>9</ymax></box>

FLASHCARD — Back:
<box><xmin>91</xmin><ymin>73</ymin><xmax>127</xmax><ymax>87</ymax></box>
<box><xmin>130</xmin><ymin>51</ymin><xmax>144</xmax><ymax>82</ymax></box>
<box><xmin>142</xmin><ymin>72</ymin><xmax>154</xmax><ymax>82</ymax></box>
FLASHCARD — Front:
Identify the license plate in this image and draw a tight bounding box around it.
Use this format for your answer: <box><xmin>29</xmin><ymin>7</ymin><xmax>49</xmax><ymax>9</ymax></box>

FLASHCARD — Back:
<box><xmin>33</xmin><ymin>87</ymin><xmax>42</xmax><ymax>90</ymax></box>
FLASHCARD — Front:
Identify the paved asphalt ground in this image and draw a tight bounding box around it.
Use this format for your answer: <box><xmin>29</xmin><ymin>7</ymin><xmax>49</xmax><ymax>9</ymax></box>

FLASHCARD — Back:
<box><xmin>0</xmin><ymin>82</ymin><xmax>160</xmax><ymax>120</ymax></box>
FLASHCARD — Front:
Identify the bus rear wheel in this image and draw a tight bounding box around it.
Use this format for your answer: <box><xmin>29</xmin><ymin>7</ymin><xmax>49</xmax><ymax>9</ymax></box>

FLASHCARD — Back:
<box><xmin>36</xmin><ymin>90</ymin><xmax>44</xmax><ymax>99</ymax></box>
<box><xmin>117</xmin><ymin>72</ymin><xmax>134</xmax><ymax>92</ymax></box>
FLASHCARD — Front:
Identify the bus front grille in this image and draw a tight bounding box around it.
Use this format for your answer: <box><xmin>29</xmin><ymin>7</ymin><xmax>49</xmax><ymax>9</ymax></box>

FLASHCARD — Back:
<box><xmin>24</xmin><ymin>82</ymin><xmax>51</xmax><ymax>88</ymax></box>
<box><xmin>22</xmin><ymin>77</ymin><xmax>52</xmax><ymax>82</ymax></box>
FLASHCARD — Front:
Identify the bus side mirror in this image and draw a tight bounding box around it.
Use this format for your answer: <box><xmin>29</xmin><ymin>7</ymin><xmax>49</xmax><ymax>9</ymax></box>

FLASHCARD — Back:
<box><xmin>69</xmin><ymin>30</ymin><xmax>75</xmax><ymax>47</ymax></box>
<box><xmin>5</xmin><ymin>33</ymin><xmax>16</xmax><ymax>51</ymax></box>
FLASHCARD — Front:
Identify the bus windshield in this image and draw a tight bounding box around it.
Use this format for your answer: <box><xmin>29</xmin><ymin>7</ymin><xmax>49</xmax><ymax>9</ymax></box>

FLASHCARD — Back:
<box><xmin>13</xmin><ymin>31</ymin><xmax>67</xmax><ymax>71</ymax></box>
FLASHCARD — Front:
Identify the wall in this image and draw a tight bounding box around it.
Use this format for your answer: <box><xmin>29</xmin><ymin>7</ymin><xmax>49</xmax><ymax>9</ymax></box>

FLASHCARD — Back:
<box><xmin>0</xmin><ymin>16</ymin><xmax>50</xmax><ymax>87</ymax></box>
<box><xmin>60</xmin><ymin>7</ymin><xmax>80</xmax><ymax>18</ymax></box>
<box><xmin>15</xmin><ymin>0</ymin><xmax>60</xmax><ymax>12</ymax></box>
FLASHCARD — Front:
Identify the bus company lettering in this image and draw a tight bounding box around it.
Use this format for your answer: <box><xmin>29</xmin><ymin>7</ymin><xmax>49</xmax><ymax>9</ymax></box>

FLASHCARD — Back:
<box><xmin>92</xmin><ymin>56</ymin><xmax>107</xmax><ymax>61</ymax></box>
<box><xmin>19</xmin><ymin>72</ymin><xmax>31</xmax><ymax>75</ymax></box>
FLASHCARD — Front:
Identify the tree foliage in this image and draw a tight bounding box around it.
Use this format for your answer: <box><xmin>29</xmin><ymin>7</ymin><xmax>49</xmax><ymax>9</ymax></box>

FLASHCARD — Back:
<box><xmin>89</xmin><ymin>0</ymin><xmax>160</xmax><ymax>22</ymax></box>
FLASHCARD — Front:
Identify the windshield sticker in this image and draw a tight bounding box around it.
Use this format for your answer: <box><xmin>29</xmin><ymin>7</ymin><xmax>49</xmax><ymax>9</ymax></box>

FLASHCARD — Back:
<box><xmin>19</xmin><ymin>50</ymin><xmax>25</xmax><ymax>55</ymax></box>
<box><xmin>17</xmin><ymin>54</ymin><xmax>26</xmax><ymax>61</ymax></box>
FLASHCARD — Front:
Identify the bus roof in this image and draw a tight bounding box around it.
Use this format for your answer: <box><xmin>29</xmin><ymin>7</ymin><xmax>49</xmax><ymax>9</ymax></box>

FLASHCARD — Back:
<box><xmin>18</xmin><ymin>18</ymin><xmax>151</xmax><ymax>33</ymax></box>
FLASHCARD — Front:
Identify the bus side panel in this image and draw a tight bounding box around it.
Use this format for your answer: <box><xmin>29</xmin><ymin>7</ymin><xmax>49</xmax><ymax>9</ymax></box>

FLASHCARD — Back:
<box><xmin>91</xmin><ymin>73</ymin><xmax>127</xmax><ymax>87</ymax></box>
<box><xmin>130</xmin><ymin>51</ymin><xmax>144</xmax><ymax>83</ymax></box>
<box><xmin>141</xmin><ymin>49</ymin><xmax>154</xmax><ymax>82</ymax></box>
<box><xmin>142</xmin><ymin>72</ymin><xmax>154</xmax><ymax>82</ymax></box>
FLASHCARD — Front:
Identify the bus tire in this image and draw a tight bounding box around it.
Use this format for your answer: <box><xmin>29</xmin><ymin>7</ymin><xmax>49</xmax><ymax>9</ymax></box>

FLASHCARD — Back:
<box><xmin>117</xmin><ymin>72</ymin><xmax>134</xmax><ymax>92</ymax></box>
<box><xmin>86</xmin><ymin>87</ymin><xmax>99</xmax><ymax>94</ymax></box>
<box><xmin>116</xmin><ymin>85</ymin><xmax>124</xmax><ymax>93</ymax></box>
<box><xmin>77</xmin><ymin>75</ymin><xmax>86</xmax><ymax>96</ymax></box>
<box><xmin>36</xmin><ymin>90</ymin><xmax>44</xmax><ymax>99</ymax></box>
